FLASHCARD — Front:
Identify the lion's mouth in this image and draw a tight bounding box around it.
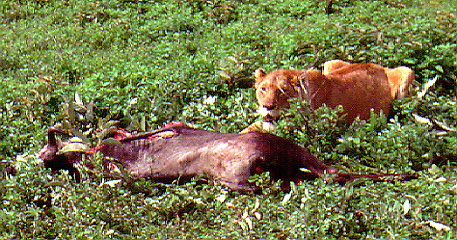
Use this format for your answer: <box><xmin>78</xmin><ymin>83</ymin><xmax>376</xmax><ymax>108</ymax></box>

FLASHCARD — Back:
<box><xmin>263</xmin><ymin>114</ymin><xmax>276</xmax><ymax>122</ymax></box>
<box><xmin>257</xmin><ymin>106</ymin><xmax>280</xmax><ymax>122</ymax></box>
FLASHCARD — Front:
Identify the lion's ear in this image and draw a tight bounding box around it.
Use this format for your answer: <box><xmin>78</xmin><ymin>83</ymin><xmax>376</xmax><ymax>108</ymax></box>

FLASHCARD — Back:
<box><xmin>254</xmin><ymin>68</ymin><xmax>266</xmax><ymax>80</ymax></box>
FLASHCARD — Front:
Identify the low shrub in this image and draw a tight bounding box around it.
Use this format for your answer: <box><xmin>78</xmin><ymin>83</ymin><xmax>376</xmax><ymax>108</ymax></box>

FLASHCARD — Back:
<box><xmin>1</xmin><ymin>0</ymin><xmax>456</xmax><ymax>238</ymax></box>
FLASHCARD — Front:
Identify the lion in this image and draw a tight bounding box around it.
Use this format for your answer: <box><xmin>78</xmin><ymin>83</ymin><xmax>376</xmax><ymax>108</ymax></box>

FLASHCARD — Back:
<box><xmin>251</xmin><ymin>60</ymin><xmax>414</xmax><ymax>128</ymax></box>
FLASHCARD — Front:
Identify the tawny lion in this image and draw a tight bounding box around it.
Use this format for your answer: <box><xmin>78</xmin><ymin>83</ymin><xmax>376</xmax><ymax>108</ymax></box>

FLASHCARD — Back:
<box><xmin>249</xmin><ymin>60</ymin><xmax>414</xmax><ymax>130</ymax></box>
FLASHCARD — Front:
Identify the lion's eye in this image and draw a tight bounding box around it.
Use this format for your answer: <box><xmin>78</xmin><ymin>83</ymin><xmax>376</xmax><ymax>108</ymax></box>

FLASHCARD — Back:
<box><xmin>260</xmin><ymin>87</ymin><xmax>266</xmax><ymax>92</ymax></box>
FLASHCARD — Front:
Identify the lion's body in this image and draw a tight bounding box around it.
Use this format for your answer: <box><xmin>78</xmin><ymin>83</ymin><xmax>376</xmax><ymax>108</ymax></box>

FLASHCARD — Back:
<box><xmin>323</xmin><ymin>60</ymin><xmax>414</xmax><ymax>100</ymax></box>
<box><xmin>254</xmin><ymin>60</ymin><xmax>414</xmax><ymax>124</ymax></box>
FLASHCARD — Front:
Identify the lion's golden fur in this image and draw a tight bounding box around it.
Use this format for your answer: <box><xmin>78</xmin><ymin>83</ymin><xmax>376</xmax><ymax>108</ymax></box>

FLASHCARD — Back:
<box><xmin>323</xmin><ymin>60</ymin><xmax>414</xmax><ymax>100</ymax></box>
<box><xmin>253</xmin><ymin>60</ymin><xmax>414</xmax><ymax>124</ymax></box>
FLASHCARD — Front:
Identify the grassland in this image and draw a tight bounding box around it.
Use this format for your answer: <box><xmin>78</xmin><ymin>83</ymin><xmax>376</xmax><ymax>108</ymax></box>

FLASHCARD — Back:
<box><xmin>0</xmin><ymin>0</ymin><xmax>456</xmax><ymax>239</ymax></box>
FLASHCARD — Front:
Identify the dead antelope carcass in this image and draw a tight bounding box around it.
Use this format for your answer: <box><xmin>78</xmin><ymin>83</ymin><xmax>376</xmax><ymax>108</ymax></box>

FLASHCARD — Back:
<box><xmin>37</xmin><ymin>123</ymin><xmax>414</xmax><ymax>192</ymax></box>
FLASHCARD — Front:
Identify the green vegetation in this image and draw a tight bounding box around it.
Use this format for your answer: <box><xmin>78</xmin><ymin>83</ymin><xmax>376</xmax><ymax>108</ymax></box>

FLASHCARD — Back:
<box><xmin>1</xmin><ymin>0</ymin><xmax>456</xmax><ymax>238</ymax></box>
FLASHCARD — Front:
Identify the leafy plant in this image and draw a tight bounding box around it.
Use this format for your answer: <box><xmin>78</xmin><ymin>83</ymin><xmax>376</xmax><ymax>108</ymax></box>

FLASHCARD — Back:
<box><xmin>1</xmin><ymin>0</ymin><xmax>456</xmax><ymax>238</ymax></box>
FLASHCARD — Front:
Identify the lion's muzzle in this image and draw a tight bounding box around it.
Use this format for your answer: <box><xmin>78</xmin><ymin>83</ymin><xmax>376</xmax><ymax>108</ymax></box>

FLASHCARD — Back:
<box><xmin>257</xmin><ymin>106</ymin><xmax>281</xmax><ymax>122</ymax></box>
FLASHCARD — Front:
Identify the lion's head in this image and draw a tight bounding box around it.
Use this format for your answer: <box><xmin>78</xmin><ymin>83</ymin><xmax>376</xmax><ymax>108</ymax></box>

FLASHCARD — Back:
<box><xmin>254</xmin><ymin>68</ymin><xmax>305</xmax><ymax>121</ymax></box>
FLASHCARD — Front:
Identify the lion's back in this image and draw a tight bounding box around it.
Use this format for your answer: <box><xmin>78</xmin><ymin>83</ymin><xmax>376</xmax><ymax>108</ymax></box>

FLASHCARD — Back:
<box><xmin>316</xmin><ymin>63</ymin><xmax>392</xmax><ymax>122</ymax></box>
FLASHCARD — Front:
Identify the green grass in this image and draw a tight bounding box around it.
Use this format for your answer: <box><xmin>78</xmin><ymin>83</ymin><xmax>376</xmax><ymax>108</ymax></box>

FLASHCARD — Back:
<box><xmin>1</xmin><ymin>0</ymin><xmax>456</xmax><ymax>238</ymax></box>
